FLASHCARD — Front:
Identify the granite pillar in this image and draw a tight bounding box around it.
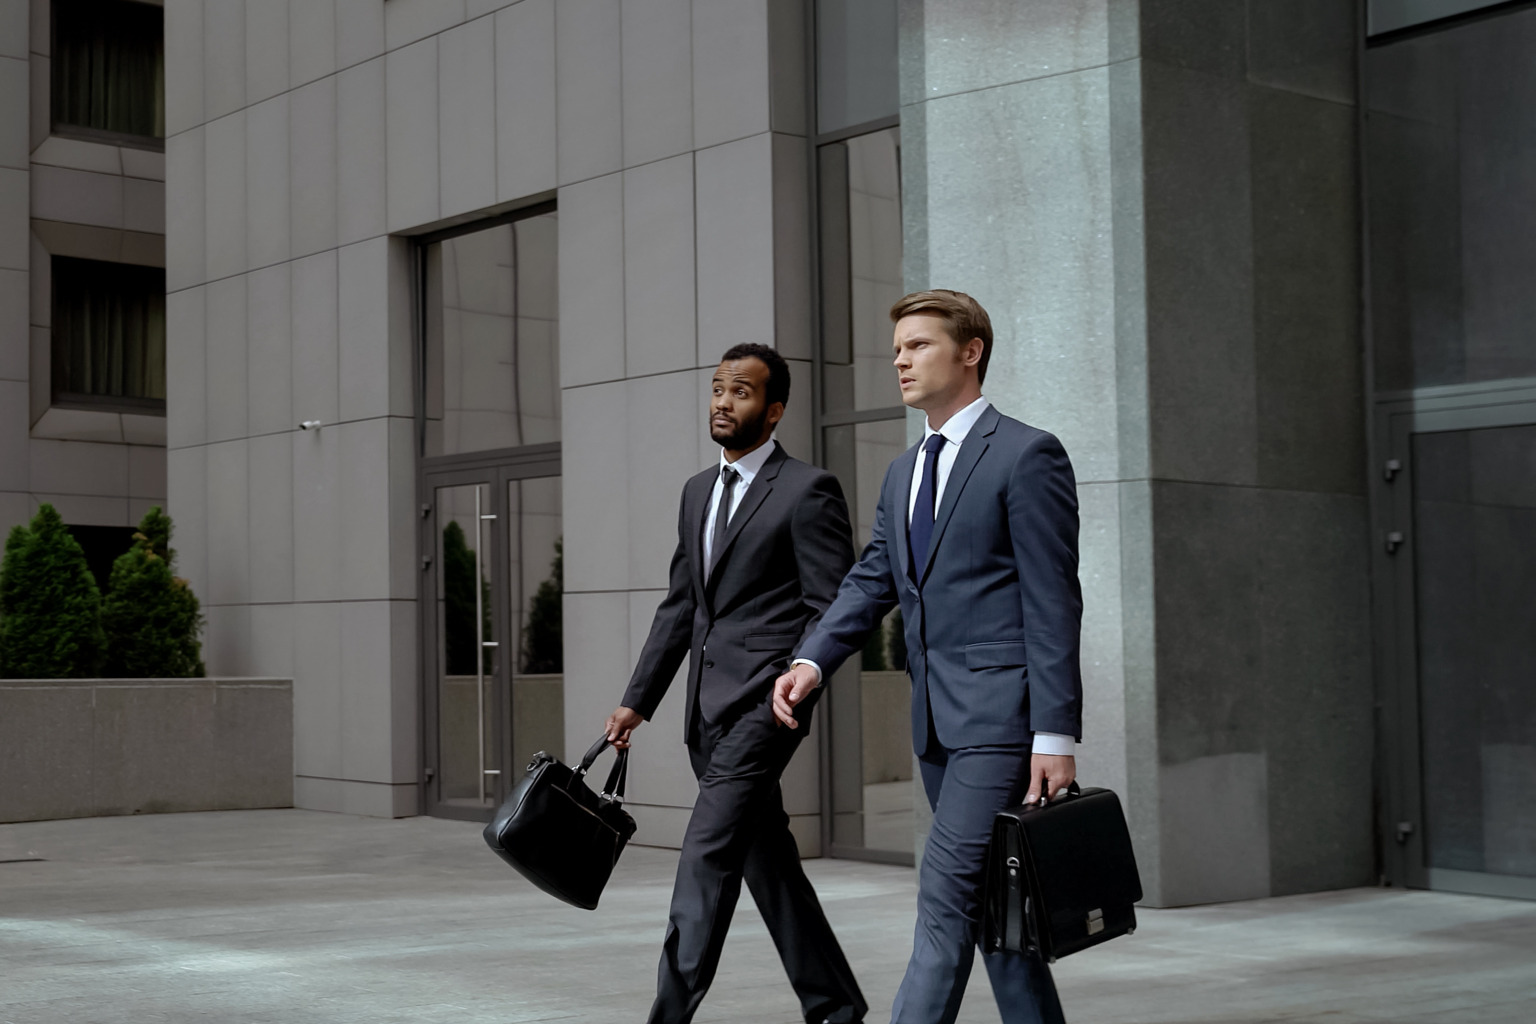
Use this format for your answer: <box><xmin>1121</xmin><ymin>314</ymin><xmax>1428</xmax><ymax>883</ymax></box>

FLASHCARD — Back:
<box><xmin>900</xmin><ymin>0</ymin><xmax>1373</xmax><ymax>905</ymax></box>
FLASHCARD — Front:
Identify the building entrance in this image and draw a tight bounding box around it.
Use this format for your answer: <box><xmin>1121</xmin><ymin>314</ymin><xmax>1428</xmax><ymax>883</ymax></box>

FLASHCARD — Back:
<box><xmin>418</xmin><ymin>447</ymin><xmax>563</xmax><ymax>821</ymax></box>
<box><xmin>1375</xmin><ymin>384</ymin><xmax>1536</xmax><ymax>899</ymax></box>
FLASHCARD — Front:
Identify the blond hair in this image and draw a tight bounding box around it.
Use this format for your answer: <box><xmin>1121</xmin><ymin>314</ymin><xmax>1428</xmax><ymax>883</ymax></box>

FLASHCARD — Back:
<box><xmin>889</xmin><ymin>289</ymin><xmax>994</xmax><ymax>384</ymax></box>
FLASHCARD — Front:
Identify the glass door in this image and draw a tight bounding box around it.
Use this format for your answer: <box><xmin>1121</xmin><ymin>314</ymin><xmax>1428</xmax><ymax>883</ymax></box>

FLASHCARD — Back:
<box><xmin>420</xmin><ymin>451</ymin><xmax>562</xmax><ymax>821</ymax></box>
<box><xmin>1377</xmin><ymin>384</ymin><xmax>1536</xmax><ymax>899</ymax></box>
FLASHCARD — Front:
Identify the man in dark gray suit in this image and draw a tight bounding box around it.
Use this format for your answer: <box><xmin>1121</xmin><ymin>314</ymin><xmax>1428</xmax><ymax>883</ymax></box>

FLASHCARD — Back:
<box><xmin>605</xmin><ymin>344</ymin><xmax>866</xmax><ymax>1024</ymax></box>
<box><xmin>774</xmin><ymin>291</ymin><xmax>1083</xmax><ymax>1024</ymax></box>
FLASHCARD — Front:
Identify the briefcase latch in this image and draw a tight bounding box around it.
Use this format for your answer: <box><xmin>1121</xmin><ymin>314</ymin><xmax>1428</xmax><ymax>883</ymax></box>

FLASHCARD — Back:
<box><xmin>1086</xmin><ymin>908</ymin><xmax>1104</xmax><ymax>936</ymax></box>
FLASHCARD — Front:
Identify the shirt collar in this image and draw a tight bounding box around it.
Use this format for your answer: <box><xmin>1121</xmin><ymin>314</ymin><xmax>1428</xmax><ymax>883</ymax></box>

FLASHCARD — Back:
<box><xmin>923</xmin><ymin>396</ymin><xmax>990</xmax><ymax>447</ymax></box>
<box><xmin>718</xmin><ymin>437</ymin><xmax>778</xmax><ymax>487</ymax></box>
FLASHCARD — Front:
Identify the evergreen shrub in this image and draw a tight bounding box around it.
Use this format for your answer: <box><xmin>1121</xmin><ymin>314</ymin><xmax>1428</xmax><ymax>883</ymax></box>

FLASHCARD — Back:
<box><xmin>0</xmin><ymin>504</ymin><xmax>106</xmax><ymax>678</ymax></box>
<box><xmin>100</xmin><ymin>506</ymin><xmax>205</xmax><ymax>678</ymax></box>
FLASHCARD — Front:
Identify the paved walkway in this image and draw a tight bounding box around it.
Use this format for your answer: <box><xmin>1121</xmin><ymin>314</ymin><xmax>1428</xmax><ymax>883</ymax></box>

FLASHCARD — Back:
<box><xmin>2</xmin><ymin>811</ymin><xmax>1533</xmax><ymax>1023</ymax></box>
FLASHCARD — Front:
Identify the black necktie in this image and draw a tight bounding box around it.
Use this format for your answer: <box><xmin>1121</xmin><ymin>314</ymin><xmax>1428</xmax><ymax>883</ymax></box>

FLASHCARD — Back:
<box><xmin>909</xmin><ymin>433</ymin><xmax>947</xmax><ymax>574</ymax></box>
<box><xmin>709</xmin><ymin>465</ymin><xmax>739</xmax><ymax>578</ymax></box>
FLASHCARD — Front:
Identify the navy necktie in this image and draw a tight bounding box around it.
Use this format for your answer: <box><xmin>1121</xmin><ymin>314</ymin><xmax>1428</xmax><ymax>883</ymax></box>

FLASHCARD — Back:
<box><xmin>909</xmin><ymin>433</ymin><xmax>947</xmax><ymax>575</ymax></box>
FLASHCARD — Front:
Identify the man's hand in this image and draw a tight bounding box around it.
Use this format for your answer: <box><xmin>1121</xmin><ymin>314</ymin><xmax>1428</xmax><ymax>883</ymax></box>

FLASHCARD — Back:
<box><xmin>771</xmin><ymin>664</ymin><xmax>820</xmax><ymax>728</ymax></box>
<box><xmin>1024</xmin><ymin>753</ymin><xmax>1076</xmax><ymax>805</ymax></box>
<box><xmin>605</xmin><ymin>706</ymin><xmax>644</xmax><ymax>749</ymax></box>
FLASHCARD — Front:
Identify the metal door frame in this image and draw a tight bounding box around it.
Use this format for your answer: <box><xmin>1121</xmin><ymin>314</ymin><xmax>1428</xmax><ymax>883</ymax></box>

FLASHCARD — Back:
<box><xmin>1373</xmin><ymin>376</ymin><xmax>1536</xmax><ymax>899</ymax></box>
<box><xmin>418</xmin><ymin>443</ymin><xmax>561</xmax><ymax>822</ymax></box>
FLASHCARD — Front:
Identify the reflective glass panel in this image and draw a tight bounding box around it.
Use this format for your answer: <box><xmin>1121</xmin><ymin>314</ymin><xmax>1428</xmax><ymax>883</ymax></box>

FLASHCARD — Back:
<box><xmin>1413</xmin><ymin>424</ymin><xmax>1536</xmax><ymax>877</ymax></box>
<box><xmin>436</xmin><ymin>482</ymin><xmax>495</xmax><ymax>807</ymax></box>
<box><xmin>425</xmin><ymin>212</ymin><xmax>560</xmax><ymax>456</ymax></box>
<box><xmin>816</xmin><ymin>0</ymin><xmax>899</xmax><ymax>134</ymax></box>
<box><xmin>1369</xmin><ymin>0</ymin><xmax>1509</xmax><ymax>36</ymax></box>
<box><xmin>509</xmin><ymin>475</ymin><xmax>565</xmax><ymax>765</ymax></box>
<box><xmin>823</xmin><ymin>417</ymin><xmax>913</xmax><ymax>855</ymax></box>
<box><xmin>821</xmin><ymin>128</ymin><xmax>904</xmax><ymax>414</ymax></box>
<box><xmin>1366</xmin><ymin>9</ymin><xmax>1536</xmax><ymax>390</ymax></box>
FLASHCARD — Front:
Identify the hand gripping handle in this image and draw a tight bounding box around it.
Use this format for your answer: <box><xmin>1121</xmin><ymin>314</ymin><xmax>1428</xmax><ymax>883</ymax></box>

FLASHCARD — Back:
<box><xmin>576</xmin><ymin>733</ymin><xmax>629</xmax><ymax>804</ymax></box>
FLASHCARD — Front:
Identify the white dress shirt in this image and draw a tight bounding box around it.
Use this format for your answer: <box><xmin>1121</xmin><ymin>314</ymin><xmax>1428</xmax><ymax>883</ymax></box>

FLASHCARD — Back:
<box><xmin>798</xmin><ymin>397</ymin><xmax>1076</xmax><ymax>757</ymax></box>
<box><xmin>703</xmin><ymin>439</ymin><xmax>777</xmax><ymax>566</ymax></box>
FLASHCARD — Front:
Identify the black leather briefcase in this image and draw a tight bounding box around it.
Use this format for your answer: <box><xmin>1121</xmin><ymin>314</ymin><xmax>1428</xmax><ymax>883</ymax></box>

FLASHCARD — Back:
<box><xmin>483</xmin><ymin>735</ymin><xmax>637</xmax><ymax>910</ymax></box>
<box><xmin>984</xmin><ymin>784</ymin><xmax>1142</xmax><ymax>962</ymax></box>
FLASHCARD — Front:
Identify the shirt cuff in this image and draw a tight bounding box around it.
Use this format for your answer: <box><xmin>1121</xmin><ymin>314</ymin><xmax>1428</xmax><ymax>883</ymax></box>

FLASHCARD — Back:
<box><xmin>790</xmin><ymin>659</ymin><xmax>823</xmax><ymax>686</ymax></box>
<box><xmin>1031</xmin><ymin>732</ymin><xmax>1076</xmax><ymax>756</ymax></box>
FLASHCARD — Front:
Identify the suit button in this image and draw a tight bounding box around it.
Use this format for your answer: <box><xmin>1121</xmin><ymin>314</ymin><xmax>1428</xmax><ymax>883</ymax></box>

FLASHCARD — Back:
<box><xmin>704</xmin><ymin>660</ymin><xmax>714</xmax><ymax>669</ymax></box>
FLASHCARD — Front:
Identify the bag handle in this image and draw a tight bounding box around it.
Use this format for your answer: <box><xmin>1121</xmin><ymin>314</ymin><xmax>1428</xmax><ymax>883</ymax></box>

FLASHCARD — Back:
<box><xmin>575</xmin><ymin>734</ymin><xmax>630</xmax><ymax>805</ymax></box>
<box><xmin>1038</xmin><ymin>780</ymin><xmax>1082</xmax><ymax>806</ymax></box>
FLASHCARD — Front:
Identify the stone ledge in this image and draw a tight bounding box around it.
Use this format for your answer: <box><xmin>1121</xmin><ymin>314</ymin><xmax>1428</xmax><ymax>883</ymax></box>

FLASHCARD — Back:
<box><xmin>0</xmin><ymin>677</ymin><xmax>293</xmax><ymax>824</ymax></box>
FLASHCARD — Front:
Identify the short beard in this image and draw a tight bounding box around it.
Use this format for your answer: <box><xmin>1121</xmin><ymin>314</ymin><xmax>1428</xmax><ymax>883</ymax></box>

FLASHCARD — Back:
<box><xmin>711</xmin><ymin>408</ymin><xmax>770</xmax><ymax>451</ymax></box>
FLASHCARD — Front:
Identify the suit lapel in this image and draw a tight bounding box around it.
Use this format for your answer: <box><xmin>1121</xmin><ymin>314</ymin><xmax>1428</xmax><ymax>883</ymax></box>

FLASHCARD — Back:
<box><xmin>917</xmin><ymin>405</ymin><xmax>999</xmax><ymax>586</ymax></box>
<box><xmin>705</xmin><ymin>445</ymin><xmax>785</xmax><ymax>596</ymax></box>
<box><xmin>891</xmin><ymin>442</ymin><xmax>919</xmax><ymax>589</ymax></box>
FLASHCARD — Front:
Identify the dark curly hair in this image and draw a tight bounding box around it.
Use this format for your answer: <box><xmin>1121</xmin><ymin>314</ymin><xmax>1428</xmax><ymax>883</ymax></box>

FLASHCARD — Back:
<box><xmin>719</xmin><ymin>343</ymin><xmax>791</xmax><ymax>408</ymax></box>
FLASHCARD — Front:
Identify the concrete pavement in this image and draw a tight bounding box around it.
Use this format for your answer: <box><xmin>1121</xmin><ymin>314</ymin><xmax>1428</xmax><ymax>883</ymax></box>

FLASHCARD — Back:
<box><xmin>1</xmin><ymin>810</ymin><xmax>1533</xmax><ymax>1023</ymax></box>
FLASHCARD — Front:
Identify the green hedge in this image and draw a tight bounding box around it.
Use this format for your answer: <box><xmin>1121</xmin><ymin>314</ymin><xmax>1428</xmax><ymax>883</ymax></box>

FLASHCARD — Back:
<box><xmin>100</xmin><ymin>506</ymin><xmax>205</xmax><ymax>678</ymax></box>
<box><xmin>0</xmin><ymin>504</ymin><xmax>204</xmax><ymax>679</ymax></box>
<box><xmin>0</xmin><ymin>504</ymin><xmax>106</xmax><ymax>678</ymax></box>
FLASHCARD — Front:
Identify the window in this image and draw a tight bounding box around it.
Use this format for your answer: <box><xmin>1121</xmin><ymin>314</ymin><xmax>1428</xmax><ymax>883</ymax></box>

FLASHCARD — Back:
<box><xmin>1366</xmin><ymin>5</ymin><xmax>1536</xmax><ymax>389</ymax></box>
<box><xmin>51</xmin><ymin>255</ymin><xmax>167</xmax><ymax>411</ymax></box>
<box><xmin>52</xmin><ymin>0</ymin><xmax>165</xmax><ymax>142</ymax></box>
<box><xmin>422</xmin><ymin>207</ymin><xmax>560</xmax><ymax>457</ymax></box>
<box><xmin>816</xmin><ymin>0</ymin><xmax>899</xmax><ymax>135</ymax></box>
<box><xmin>818</xmin><ymin>126</ymin><xmax>910</xmax><ymax>861</ymax></box>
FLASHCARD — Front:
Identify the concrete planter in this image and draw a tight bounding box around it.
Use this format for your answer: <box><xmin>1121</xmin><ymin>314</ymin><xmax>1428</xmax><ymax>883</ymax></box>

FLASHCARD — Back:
<box><xmin>0</xmin><ymin>677</ymin><xmax>293</xmax><ymax>824</ymax></box>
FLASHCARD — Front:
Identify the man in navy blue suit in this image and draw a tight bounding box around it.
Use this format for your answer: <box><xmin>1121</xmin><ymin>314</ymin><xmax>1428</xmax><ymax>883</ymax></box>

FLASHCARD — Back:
<box><xmin>774</xmin><ymin>289</ymin><xmax>1082</xmax><ymax>1024</ymax></box>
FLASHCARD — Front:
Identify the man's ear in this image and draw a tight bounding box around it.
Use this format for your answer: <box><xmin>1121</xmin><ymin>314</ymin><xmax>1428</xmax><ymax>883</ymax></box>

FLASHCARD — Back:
<box><xmin>765</xmin><ymin>401</ymin><xmax>786</xmax><ymax>433</ymax></box>
<box><xmin>963</xmin><ymin>337</ymin><xmax>985</xmax><ymax>369</ymax></box>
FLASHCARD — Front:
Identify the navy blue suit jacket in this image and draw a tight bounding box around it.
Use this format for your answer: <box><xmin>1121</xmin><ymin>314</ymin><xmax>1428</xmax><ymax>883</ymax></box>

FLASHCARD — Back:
<box><xmin>797</xmin><ymin>405</ymin><xmax>1083</xmax><ymax>756</ymax></box>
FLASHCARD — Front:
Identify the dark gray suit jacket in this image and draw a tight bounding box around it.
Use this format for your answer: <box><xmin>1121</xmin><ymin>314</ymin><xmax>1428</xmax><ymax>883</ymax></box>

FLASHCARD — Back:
<box><xmin>622</xmin><ymin>444</ymin><xmax>855</xmax><ymax>743</ymax></box>
<box><xmin>798</xmin><ymin>405</ymin><xmax>1084</xmax><ymax>756</ymax></box>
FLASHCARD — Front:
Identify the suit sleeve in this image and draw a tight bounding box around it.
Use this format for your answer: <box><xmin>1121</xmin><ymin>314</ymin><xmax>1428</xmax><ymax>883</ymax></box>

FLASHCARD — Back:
<box><xmin>1007</xmin><ymin>431</ymin><xmax>1084</xmax><ymax>740</ymax></box>
<box><xmin>619</xmin><ymin>488</ymin><xmax>698</xmax><ymax>720</ymax></box>
<box><xmin>791</xmin><ymin>472</ymin><xmax>857</xmax><ymax>639</ymax></box>
<box><xmin>794</xmin><ymin>462</ymin><xmax>902</xmax><ymax>678</ymax></box>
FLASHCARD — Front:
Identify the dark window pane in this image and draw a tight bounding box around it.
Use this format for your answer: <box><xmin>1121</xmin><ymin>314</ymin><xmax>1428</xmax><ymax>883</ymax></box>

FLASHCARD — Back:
<box><xmin>1413</xmin><ymin>424</ymin><xmax>1536</xmax><ymax>877</ymax></box>
<box><xmin>51</xmin><ymin>255</ymin><xmax>167</xmax><ymax>404</ymax></box>
<box><xmin>1366</xmin><ymin>8</ymin><xmax>1536</xmax><ymax>390</ymax></box>
<box><xmin>1369</xmin><ymin>0</ymin><xmax>1509</xmax><ymax>36</ymax></box>
<box><xmin>424</xmin><ymin>212</ymin><xmax>560</xmax><ymax>457</ymax></box>
<box><xmin>53</xmin><ymin>0</ymin><xmax>165</xmax><ymax>139</ymax></box>
<box><xmin>817</xmin><ymin>0</ymin><xmax>899</xmax><ymax>134</ymax></box>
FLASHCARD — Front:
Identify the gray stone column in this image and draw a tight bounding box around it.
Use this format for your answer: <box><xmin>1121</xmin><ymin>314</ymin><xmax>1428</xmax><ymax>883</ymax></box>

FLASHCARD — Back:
<box><xmin>0</xmin><ymin>8</ymin><xmax>28</xmax><ymax>529</ymax></box>
<box><xmin>901</xmin><ymin>1</ymin><xmax>1373</xmax><ymax>905</ymax></box>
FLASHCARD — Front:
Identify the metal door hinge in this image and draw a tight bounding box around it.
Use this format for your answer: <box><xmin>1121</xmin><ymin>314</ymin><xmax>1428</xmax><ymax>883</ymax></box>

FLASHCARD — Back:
<box><xmin>424</xmin><ymin>767</ymin><xmax>435</xmax><ymax>783</ymax></box>
<box><xmin>420</xmin><ymin>503</ymin><xmax>432</xmax><ymax>519</ymax></box>
<box><xmin>1395</xmin><ymin>820</ymin><xmax>1414</xmax><ymax>844</ymax></box>
<box><xmin>1384</xmin><ymin>531</ymin><xmax>1405</xmax><ymax>555</ymax></box>
<box><xmin>421</xmin><ymin>554</ymin><xmax>433</xmax><ymax>571</ymax></box>
<box><xmin>1383</xmin><ymin>459</ymin><xmax>1402</xmax><ymax>482</ymax></box>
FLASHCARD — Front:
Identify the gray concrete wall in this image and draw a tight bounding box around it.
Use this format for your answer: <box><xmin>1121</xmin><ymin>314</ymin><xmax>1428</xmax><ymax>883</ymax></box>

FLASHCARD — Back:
<box><xmin>0</xmin><ymin>677</ymin><xmax>293</xmax><ymax>823</ymax></box>
<box><xmin>164</xmin><ymin>0</ymin><xmax>825</xmax><ymax>844</ymax></box>
<box><xmin>0</xmin><ymin>0</ymin><xmax>167</xmax><ymax>541</ymax></box>
<box><xmin>900</xmin><ymin>0</ymin><xmax>1373</xmax><ymax>905</ymax></box>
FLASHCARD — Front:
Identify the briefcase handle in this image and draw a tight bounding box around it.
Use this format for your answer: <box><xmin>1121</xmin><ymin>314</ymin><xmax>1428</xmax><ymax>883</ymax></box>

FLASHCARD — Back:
<box><xmin>1043</xmin><ymin>781</ymin><xmax>1081</xmax><ymax>804</ymax></box>
<box><xmin>575</xmin><ymin>734</ymin><xmax>630</xmax><ymax>806</ymax></box>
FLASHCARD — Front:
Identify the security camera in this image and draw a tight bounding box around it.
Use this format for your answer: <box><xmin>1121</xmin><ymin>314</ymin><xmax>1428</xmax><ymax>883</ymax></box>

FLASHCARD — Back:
<box><xmin>299</xmin><ymin>420</ymin><xmax>322</xmax><ymax>431</ymax></box>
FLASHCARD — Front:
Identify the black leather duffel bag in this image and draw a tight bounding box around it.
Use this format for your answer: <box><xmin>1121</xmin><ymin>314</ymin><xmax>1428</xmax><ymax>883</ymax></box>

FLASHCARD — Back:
<box><xmin>983</xmin><ymin>784</ymin><xmax>1143</xmax><ymax>962</ymax></box>
<box><xmin>483</xmin><ymin>735</ymin><xmax>637</xmax><ymax>910</ymax></box>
